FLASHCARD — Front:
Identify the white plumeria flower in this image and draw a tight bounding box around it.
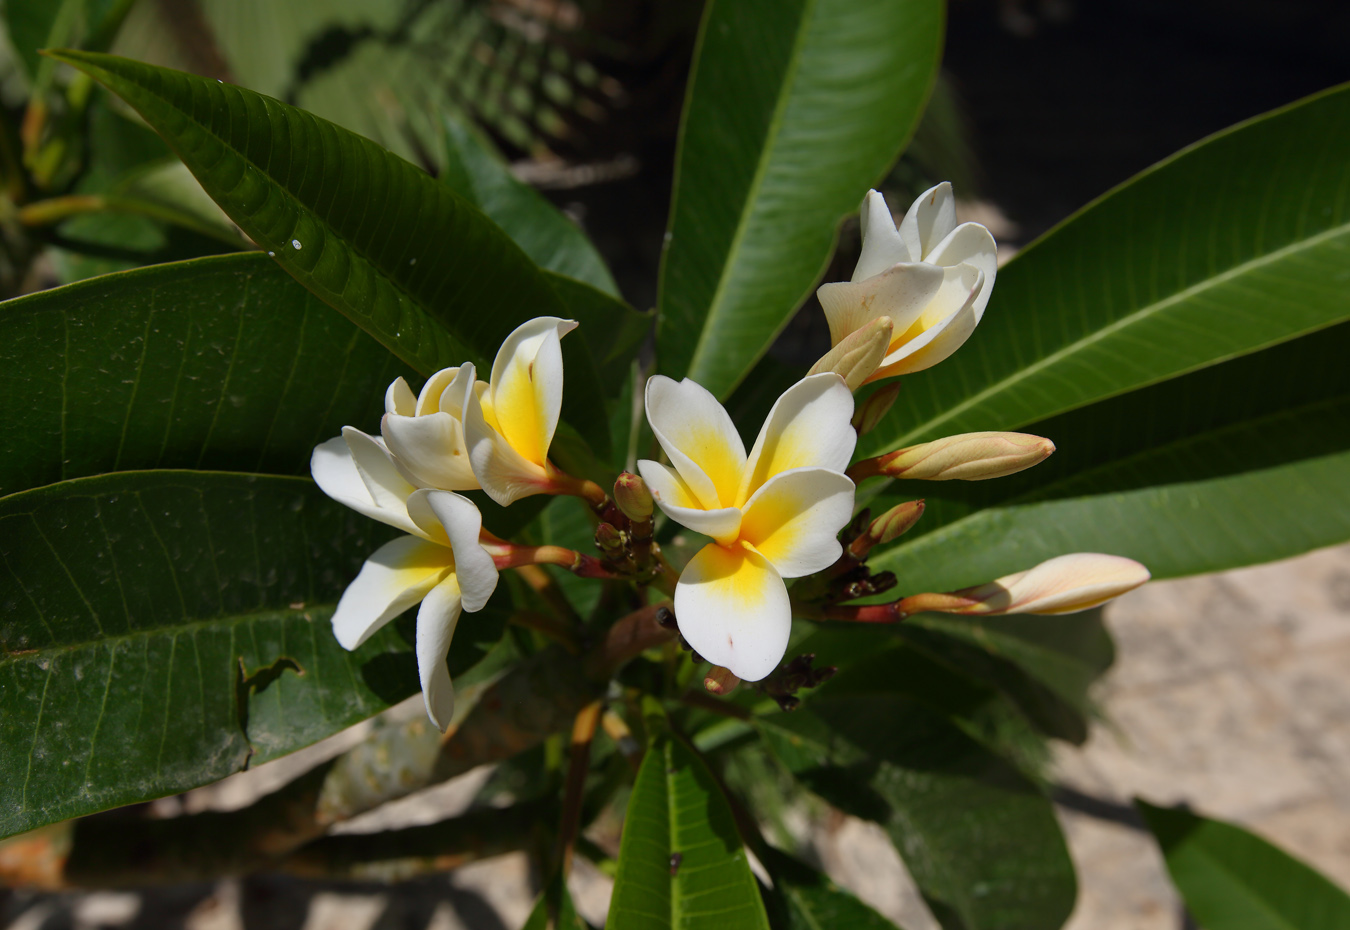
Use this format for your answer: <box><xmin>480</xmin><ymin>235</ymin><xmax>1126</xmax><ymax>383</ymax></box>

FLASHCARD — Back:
<box><xmin>463</xmin><ymin>316</ymin><xmax>577</xmax><ymax>506</ymax></box>
<box><xmin>380</xmin><ymin>367</ymin><xmax>481</xmax><ymax>492</ymax></box>
<box><xmin>311</xmin><ymin>429</ymin><xmax>499</xmax><ymax>730</ymax></box>
<box><xmin>817</xmin><ymin>183</ymin><xmax>997</xmax><ymax>381</ymax></box>
<box><xmin>638</xmin><ymin>374</ymin><xmax>857</xmax><ymax>681</ymax></box>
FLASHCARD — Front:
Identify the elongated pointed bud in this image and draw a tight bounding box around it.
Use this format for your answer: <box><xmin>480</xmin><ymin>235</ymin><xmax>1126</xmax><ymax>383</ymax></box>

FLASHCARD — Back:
<box><xmin>704</xmin><ymin>665</ymin><xmax>740</xmax><ymax>695</ymax></box>
<box><xmin>853</xmin><ymin>431</ymin><xmax>1054</xmax><ymax>482</ymax></box>
<box><xmin>848</xmin><ymin>500</ymin><xmax>925</xmax><ymax>560</ymax></box>
<box><xmin>614</xmin><ymin>472</ymin><xmax>653</xmax><ymax>522</ymax></box>
<box><xmin>808</xmin><ymin>316</ymin><xmax>893</xmax><ymax>391</ymax></box>
<box><xmin>852</xmin><ymin>382</ymin><xmax>901</xmax><ymax>435</ymax></box>
<box><xmin>902</xmin><ymin>553</ymin><xmax>1150</xmax><ymax>616</ymax></box>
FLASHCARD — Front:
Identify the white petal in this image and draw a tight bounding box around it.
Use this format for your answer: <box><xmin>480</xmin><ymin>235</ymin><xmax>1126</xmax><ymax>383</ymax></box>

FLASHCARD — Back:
<box><xmin>876</xmin><ymin>266</ymin><xmax>984</xmax><ymax>377</ymax></box>
<box><xmin>674</xmin><ymin>543</ymin><xmax>791</xmax><ymax>682</ymax></box>
<box><xmin>997</xmin><ymin>553</ymin><xmax>1151</xmax><ymax>615</ymax></box>
<box><xmin>462</xmin><ymin>381</ymin><xmax>551</xmax><ymax>506</ymax></box>
<box><xmin>740</xmin><ymin>374</ymin><xmax>857</xmax><ymax>503</ymax></box>
<box><xmin>644</xmin><ymin>376</ymin><xmax>746</xmax><ymax>510</ymax></box>
<box><xmin>898</xmin><ymin>182</ymin><xmax>957</xmax><ymax>262</ymax></box>
<box><xmin>385</xmin><ymin>377</ymin><xmax>416</xmax><ymax>416</ymax></box>
<box><xmin>739</xmin><ymin>468</ymin><xmax>855</xmax><ymax>577</ymax></box>
<box><xmin>853</xmin><ymin>189</ymin><xmax>912</xmax><ymax>281</ymax></box>
<box><xmin>382</xmin><ymin>412</ymin><xmax>480</xmax><ymax>491</ymax></box>
<box><xmin>818</xmin><ymin>262</ymin><xmax>946</xmax><ymax>347</ymax></box>
<box><xmin>415</xmin><ymin>367</ymin><xmax>463</xmax><ymax>416</ymax></box>
<box><xmin>331</xmin><ymin>535</ymin><xmax>452</xmax><ymax>650</ymax></box>
<box><xmin>311</xmin><ymin>434</ymin><xmax>420</xmax><ymax>536</ymax></box>
<box><xmin>424</xmin><ymin>490</ymin><xmax>499</xmax><ymax>611</ymax></box>
<box><xmin>416</xmin><ymin>574</ymin><xmax>462</xmax><ymax>730</ymax></box>
<box><xmin>488</xmin><ymin>317</ymin><xmax>575</xmax><ymax>467</ymax></box>
<box><xmin>927</xmin><ymin>222</ymin><xmax>998</xmax><ymax>320</ymax></box>
<box><xmin>638</xmin><ymin>460</ymin><xmax>743</xmax><ymax>543</ymax></box>
<box><xmin>438</xmin><ymin>363</ymin><xmax>477</xmax><ymax>416</ymax></box>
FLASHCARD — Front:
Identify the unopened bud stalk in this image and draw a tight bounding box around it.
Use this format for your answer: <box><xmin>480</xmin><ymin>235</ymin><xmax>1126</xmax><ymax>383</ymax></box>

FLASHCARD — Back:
<box><xmin>852</xmin><ymin>382</ymin><xmax>901</xmax><ymax>435</ymax></box>
<box><xmin>848</xmin><ymin>431</ymin><xmax>1055</xmax><ymax>482</ymax></box>
<box><xmin>808</xmin><ymin>317</ymin><xmax>893</xmax><ymax>391</ymax></box>
<box><xmin>848</xmin><ymin>500</ymin><xmax>925</xmax><ymax>560</ymax></box>
<box><xmin>900</xmin><ymin>553</ymin><xmax>1150</xmax><ymax>616</ymax></box>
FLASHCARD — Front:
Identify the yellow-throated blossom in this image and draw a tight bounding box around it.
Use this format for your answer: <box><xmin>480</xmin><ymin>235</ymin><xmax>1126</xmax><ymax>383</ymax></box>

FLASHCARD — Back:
<box><xmin>817</xmin><ymin>183</ymin><xmax>997</xmax><ymax>381</ymax></box>
<box><xmin>638</xmin><ymin>373</ymin><xmax>857</xmax><ymax>681</ymax></box>
<box><xmin>311</xmin><ymin>428</ymin><xmax>499</xmax><ymax>730</ymax></box>
<box><xmin>462</xmin><ymin>316</ymin><xmax>577</xmax><ymax>506</ymax></box>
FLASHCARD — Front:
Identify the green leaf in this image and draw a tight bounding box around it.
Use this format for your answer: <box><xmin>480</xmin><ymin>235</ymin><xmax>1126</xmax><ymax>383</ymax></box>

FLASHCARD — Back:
<box><xmin>522</xmin><ymin>872</ymin><xmax>591</xmax><ymax>930</ymax></box>
<box><xmin>609</xmin><ymin>704</ymin><xmax>771</xmax><ymax>930</ymax></box>
<box><xmin>759</xmin><ymin>681</ymin><xmax>1076</xmax><ymax>930</ymax></box>
<box><xmin>868</xmin><ymin>320</ymin><xmax>1350</xmax><ymax>590</ymax></box>
<box><xmin>441</xmin><ymin>116</ymin><xmax>617</xmax><ymax>296</ymax></box>
<box><xmin>0</xmin><ymin>252</ymin><xmax>410</xmax><ymax>498</ymax></box>
<box><xmin>658</xmin><ymin>0</ymin><xmax>943</xmax><ymax>398</ymax></box>
<box><xmin>0</xmin><ymin>470</ymin><xmax>446</xmax><ymax>839</ymax></box>
<box><xmin>49</xmin><ymin>50</ymin><xmax>611</xmax><ymax>458</ymax></box>
<box><xmin>1138</xmin><ymin>801</ymin><xmax>1350</xmax><ymax>930</ymax></box>
<box><xmin>760</xmin><ymin>845</ymin><xmax>908</xmax><ymax>930</ymax></box>
<box><xmin>864</xmin><ymin>81</ymin><xmax>1350</xmax><ymax>455</ymax></box>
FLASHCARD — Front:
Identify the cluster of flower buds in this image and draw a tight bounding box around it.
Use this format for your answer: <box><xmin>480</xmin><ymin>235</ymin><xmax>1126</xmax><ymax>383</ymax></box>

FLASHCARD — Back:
<box><xmin>760</xmin><ymin>654</ymin><xmax>838</xmax><ymax>711</ymax></box>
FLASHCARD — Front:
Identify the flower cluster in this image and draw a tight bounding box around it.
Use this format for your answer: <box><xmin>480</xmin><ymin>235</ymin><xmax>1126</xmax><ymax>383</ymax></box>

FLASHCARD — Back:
<box><xmin>314</xmin><ymin>183</ymin><xmax>1149</xmax><ymax>725</ymax></box>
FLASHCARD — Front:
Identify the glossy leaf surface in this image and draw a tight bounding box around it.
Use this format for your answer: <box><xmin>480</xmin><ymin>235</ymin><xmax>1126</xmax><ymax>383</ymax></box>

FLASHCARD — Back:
<box><xmin>868</xmin><ymin>321</ymin><xmax>1350</xmax><ymax>591</ymax></box>
<box><xmin>51</xmin><ymin>50</ymin><xmax>610</xmax><ymax>457</ymax></box>
<box><xmin>864</xmin><ymin>82</ymin><xmax>1350</xmax><ymax>455</ymax></box>
<box><xmin>0</xmin><ymin>252</ymin><xmax>408</xmax><ymax>498</ymax></box>
<box><xmin>658</xmin><ymin>0</ymin><xmax>943</xmax><ymax>398</ymax></box>
<box><xmin>1139</xmin><ymin>801</ymin><xmax>1350</xmax><ymax>930</ymax></box>
<box><xmin>0</xmin><ymin>471</ymin><xmax>503</xmax><ymax>839</ymax></box>
<box><xmin>608</xmin><ymin>706</ymin><xmax>770</xmax><ymax>930</ymax></box>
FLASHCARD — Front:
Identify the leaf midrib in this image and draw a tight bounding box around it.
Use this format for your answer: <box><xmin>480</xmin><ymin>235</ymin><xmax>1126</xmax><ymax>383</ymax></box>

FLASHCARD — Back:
<box><xmin>887</xmin><ymin>220</ymin><xmax>1350</xmax><ymax>449</ymax></box>
<box><xmin>681</xmin><ymin>0</ymin><xmax>817</xmax><ymax>392</ymax></box>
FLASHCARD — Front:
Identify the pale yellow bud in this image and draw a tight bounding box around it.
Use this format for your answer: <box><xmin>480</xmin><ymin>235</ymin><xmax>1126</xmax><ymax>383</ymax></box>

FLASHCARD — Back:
<box><xmin>614</xmin><ymin>472</ymin><xmax>654</xmax><ymax>522</ymax></box>
<box><xmin>874</xmin><ymin>431</ymin><xmax>1054</xmax><ymax>481</ymax></box>
<box><xmin>852</xmin><ymin>382</ymin><xmax>902</xmax><ymax>435</ymax></box>
<box><xmin>902</xmin><ymin>553</ymin><xmax>1150</xmax><ymax>616</ymax></box>
<box><xmin>807</xmin><ymin>316</ymin><xmax>893</xmax><ymax>391</ymax></box>
<box><xmin>848</xmin><ymin>500</ymin><xmax>925</xmax><ymax>560</ymax></box>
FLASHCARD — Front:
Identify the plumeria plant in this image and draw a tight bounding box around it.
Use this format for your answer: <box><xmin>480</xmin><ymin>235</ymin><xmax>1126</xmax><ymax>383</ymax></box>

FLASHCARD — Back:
<box><xmin>3</xmin><ymin>2</ymin><xmax>1350</xmax><ymax>928</ymax></box>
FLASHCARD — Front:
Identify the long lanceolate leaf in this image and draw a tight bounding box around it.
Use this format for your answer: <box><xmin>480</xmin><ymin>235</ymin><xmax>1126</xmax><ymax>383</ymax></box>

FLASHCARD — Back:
<box><xmin>864</xmin><ymin>81</ymin><xmax>1350</xmax><ymax>456</ymax></box>
<box><xmin>658</xmin><ymin>0</ymin><xmax>943</xmax><ymax>399</ymax></box>
<box><xmin>0</xmin><ymin>472</ymin><xmax>420</xmax><ymax>840</ymax></box>
<box><xmin>48</xmin><ymin>50</ymin><xmax>611</xmax><ymax>457</ymax></box>
<box><xmin>868</xmin><ymin>321</ymin><xmax>1350</xmax><ymax>591</ymax></box>
<box><xmin>0</xmin><ymin>253</ymin><xmax>410</xmax><ymax>498</ymax></box>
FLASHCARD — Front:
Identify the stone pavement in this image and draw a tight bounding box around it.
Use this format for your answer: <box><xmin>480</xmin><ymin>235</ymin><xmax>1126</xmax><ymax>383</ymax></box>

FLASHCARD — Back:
<box><xmin>5</xmin><ymin>544</ymin><xmax>1350</xmax><ymax>929</ymax></box>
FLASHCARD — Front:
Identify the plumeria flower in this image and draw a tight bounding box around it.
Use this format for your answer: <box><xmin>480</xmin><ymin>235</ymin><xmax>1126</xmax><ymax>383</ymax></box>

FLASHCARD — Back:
<box><xmin>817</xmin><ymin>183</ymin><xmax>997</xmax><ymax>381</ymax></box>
<box><xmin>901</xmin><ymin>553</ymin><xmax>1151</xmax><ymax>616</ymax></box>
<box><xmin>381</xmin><ymin>367</ymin><xmax>480</xmax><ymax>492</ymax></box>
<box><xmin>463</xmin><ymin>317</ymin><xmax>578</xmax><ymax>506</ymax></box>
<box><xmin>311</xmin><ymin>428</ymin><xmax>499</xmax><ymax>730</ymax></box>
<box><xmin>638</xmin><ymin>373</ymin><xmax>857</xmax><ymax>681</ymax></box>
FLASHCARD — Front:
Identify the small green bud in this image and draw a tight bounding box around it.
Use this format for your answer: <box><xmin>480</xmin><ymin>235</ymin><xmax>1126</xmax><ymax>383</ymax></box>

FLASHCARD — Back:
<box><xmin>614</xmin><ymin>472</ymin><xmax>653</xmax><ymax>522</ymax></box>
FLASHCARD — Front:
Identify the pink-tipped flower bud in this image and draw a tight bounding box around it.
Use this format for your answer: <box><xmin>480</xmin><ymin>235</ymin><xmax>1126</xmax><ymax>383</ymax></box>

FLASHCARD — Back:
<box><xmin>614</xmin><ymin>472</ymin><xmax>653</xmax><ymax>522</ymax></box>
<box><xmin>870</xmin><ymin>431</ymin><xmax>1055</xmax><ymax>481</ymax></box>
<box><xmin>848</xmin><ymin>500</ymin><xmax>925</xmax><ymax>560</ymax></box>
<box><xmin>807</xmin><ymin>316</ymin><xmax>893</xmax><ymax>391</ymax></box>
<box><xmin>704</xmin><ymin>665</ymin><xmax>741</xmax><ymax>695</ymax></box>
<box><xmin>904</xmin><ymin>553</ymin><xmax>1151</xmax><ymax>616</ymax></box>
<box><xmin>852</xmin><ymin>382</ymin><xmax>902</xmax><ymax>435</ymax></box>
<box><xmin>594</xmin><ymin>522</ymin><xmax>624</xmax><ymax>554</ymax></box>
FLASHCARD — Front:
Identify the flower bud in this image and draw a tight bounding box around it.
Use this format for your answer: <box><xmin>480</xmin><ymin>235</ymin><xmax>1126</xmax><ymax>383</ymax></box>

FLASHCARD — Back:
<box><xmin>807</xmin><ymin>316</ymin><xmax>893</xmax><ymax>391</ymax></box>
<box><xmin>594</xmin><ymin>522</ymin><xmax>625</xmax><ymax>555</ymax></box>
<box><xmin>704</xmin><ymin>665</ymin><xmax>740</xmax><ymax>695</ymax></box>
<box><xmin>852</xmin><ymin>382</ymin><xmax>901</xmax><ymax>435</ymax></box>
<box><xmin>849</xmin><ymin>500</ymin><xmax>925</xmax><ymax>560</ymax></box>
<box><xmin>874</xmin><ymin>431</ymin><xmax>1054</xmax><ymax>481</ymax></box>
<box><xmin>903</xmin><ymin>553</ymin><xmax>1150</xmax><ymax>616</ymax></box>
<box><xmin>614</xmin><ymin>472</ymin><xmax>653</xmax><ymax>522</ymax></box>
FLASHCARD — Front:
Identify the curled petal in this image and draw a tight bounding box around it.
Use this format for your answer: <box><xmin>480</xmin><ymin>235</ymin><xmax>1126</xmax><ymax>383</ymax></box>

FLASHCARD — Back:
<box><xmin>331</xmin><ymin>535</ymin><xmax>453</xmax><ymax>650</ymax></box>
<box><xmin>382</xmin><ymin>412</ymin><xmax>479</xmax><ymax>491</ymax></box>
<box><xmin>645</xmin><ymin>375</ymin><xmax>746</xmax><ymax>510</ymax></box>
<box><xmin>674</xmin><ymin>543</ymin><xmax>791</xmax><ymax>682</ymax></box>
<box><xmin>637</xmin><ymin>460</ymin><xmax>743</xmax><ymax>543</ymax></box>
<box><xmin>818</xmin><ymin>262</ymin><xmax>945</xmax><ymax>348</ymax></box>
<box><xmin>898</xmin><ymin>181</ymin><xmax>957</xmax><ymax>262</ymax></box>
<box><xmin>463</xmin><ymin>382</ymin><xmax>551</xmax><ymax>506</ymax></box>
<box><xmin>853</xmin><ymin>189</ymin><xmax>912</xmax><ymax>281</ymax></box>
<box><xmin>927</xmin><ymin>222</ymin><xmax>998</xmax><ymax>319</ymax></box>
<box><xmin>415</xmin><ymin>366</ymin><xmax>463</xmax><ymax>416</ymax></box>
<box><xmin>739</xmin><ymin>468</ymin><xmax>855</xmax><ymax>578</ymax></box>
<box><xmin>423</xmin><ymin>490</ymin><xmax>499</xmax><ymax>611</ymax></box>
<box><xmin>416</xmin><ymin>575</ymin><xmax>463</xmax><ymax>730</ymax></box>
<box><xmin>311</xmin><ymin>432</ymin><xmax>420</xmax><ymax>536</ymax></box>
<box><xmin>488</xmin><ymin>317</ymin><xmax>574</xmax><ymax>468</ymax></box>
<box><xmin>873</xmin><ymin>266</ymin><xmax>985</xmax><ymax>379</ymax></box>
<box><xmin>740</xmin><ymin>374</ymin><xmax>857</xmax><ymax>502</ymax></box>
<box><xmin>385</xmin><ymin>377</ymin><xmax>416</xmax><ymax>416</ymax></box>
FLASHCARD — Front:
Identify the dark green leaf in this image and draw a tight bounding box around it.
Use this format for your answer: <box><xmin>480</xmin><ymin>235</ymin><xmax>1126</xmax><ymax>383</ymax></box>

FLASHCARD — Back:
<box><xmin>0</xmin><ymin>252</ymin><xmax>410</xmax><ymax>498</ymax></box>
<box><xmin>522</xmin><ymin>872</ymin><xmax>591</xmax><ymax>930</ymax></box>
<box><xmin>50</xmin><ymin>50</ymin><xmax>610</xmax><ymax>458</ymax></box>
<box><xmin>1138</xmin><ymin>801</ymin><xmax>1350</xmax><ymax>930</ymax></box>
<box><xmin>658</xmin><ymin>0</ymin><xmax>943</xmax><ymax>398</ymax></box>
<box><xmin>0</xmin><ymin>471</ymin><xmax>441</xmax><ymax>839</ymax></box>
<box><xmin>609</xmin><ymin>703</ymin><xmax>770</xmax><ymax>930</ymax></box>
<box><xmin>759</xmin><ymin>677</ymin><xmax>1076</xmax><ymax>930</ymax></box>
<box><xmin>864</xmin><ymin>82</ymin><xmax>1350</xmax><ymax>455</ymax></box>
<box><xmin>868</xmin><ymin>320</ymin><xmax>1350</xmax><ymax>590</ymax></box>
<box><xmin>760</xmin><ymin>846</ymin><xmax>908</xmax><ymax>930</ymax></box>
